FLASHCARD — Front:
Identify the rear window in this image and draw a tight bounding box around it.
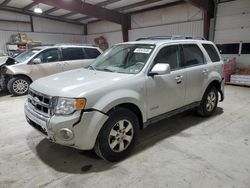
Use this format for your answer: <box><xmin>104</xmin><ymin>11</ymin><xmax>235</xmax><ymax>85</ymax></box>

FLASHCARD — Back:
<box><xmin>84</xmin><ymin>48</ymin><xmax>101</xmax><ymax>59</ymax></box>
<box><xmin>216</xmin><ymin>43</ymin><xmax>239</xmax><ymax>54</ymax></box>
<box><xmin>202</xmin><ymin>44</ymin><xmax>220</xmax><ymax>62</ymax></box>
<box><xmin>62</xmin><ymin>48</ymin><xmax>85</xmax><ymax>61</ymax></box>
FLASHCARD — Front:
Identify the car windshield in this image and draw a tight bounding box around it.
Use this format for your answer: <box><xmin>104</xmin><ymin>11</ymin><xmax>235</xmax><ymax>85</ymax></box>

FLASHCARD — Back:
<box><xmin>14</xmin><ymin>48</ymin><xmax>41</xmax><ymax>63</ymax></box>
<box><xmin>90</xmin><ymin>44</ymin><xmax>155</xmax><ymax>74</ymax></box>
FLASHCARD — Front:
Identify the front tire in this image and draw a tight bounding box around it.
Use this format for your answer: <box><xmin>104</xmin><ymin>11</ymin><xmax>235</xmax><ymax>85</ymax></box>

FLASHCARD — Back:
<box><xmin>197</xmin><ymin>86</ymin><xmax>218</xmax><ymax>117</ymax></box>
<box><xmin>94</xmin><ymin>107</ymin><xmax>139</xmax><ymax>162</ymax></box>
<box><xmin>7</xmin><ymin>76</ymin><xmax>30</xmax><ymax>96</ymax></box>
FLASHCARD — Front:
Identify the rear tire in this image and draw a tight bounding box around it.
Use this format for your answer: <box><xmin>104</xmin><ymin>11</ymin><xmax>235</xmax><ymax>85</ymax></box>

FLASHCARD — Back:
<box><xmin>7</xmin><ymin>76</ymin><xmax>30</xmax><ymax>96</ymax></box>
<box><xmin>197</xmin><ymin>86</ymin><xmax>218</xmax><ymax>117</ymax></box>
<box><xmin>94</xmin><ymin>107</ymin><xmax>139</xmax><ymax>162</ymax></box>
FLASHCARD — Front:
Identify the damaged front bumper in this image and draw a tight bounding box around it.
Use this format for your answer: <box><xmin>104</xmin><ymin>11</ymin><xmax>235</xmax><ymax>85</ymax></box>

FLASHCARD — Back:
<box><xmin>219</xmin><ymin>78</ymin><xmax>225</xmax><ymax>102</ymax></box>
<box><xmin>0</xmin><ymin>74</ymin><xmax>7</xmax><ymax>91</ymax></box>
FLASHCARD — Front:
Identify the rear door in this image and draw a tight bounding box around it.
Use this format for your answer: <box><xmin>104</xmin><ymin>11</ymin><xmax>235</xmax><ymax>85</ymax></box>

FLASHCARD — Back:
<box><xmin>202</xmin><ymin>43</ymin><xmax>223</xmax><ymax>77</ymax></box>
<box><xmin>181</xmin><ymin>43</ymin><xmax>208</xmax><ymax>105</ymax></box>
<box><xmin>29</xmin><ymin>48</ymin><xmax>63</xmax><ymax>80</ymax></box>
<box><xmin>61</xmin><ymin>47</ymin><xmax>91</xmax><ymax>71</ymax></box>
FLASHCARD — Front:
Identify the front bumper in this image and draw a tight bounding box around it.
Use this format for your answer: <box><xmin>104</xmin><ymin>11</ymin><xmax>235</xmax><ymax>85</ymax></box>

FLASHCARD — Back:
<box><xmin>219</xmin><ymin>78</ymin><xmax>225</xmax><ymax>102</ymax></box>
<box><xmin>24</xmin><ymin>101</ymin><xmax>109</xmax><ymax>150</ymax></box>
<box><xmin>0</xmin><ymin>74</ymin><xmax>7</xmax><ymax>91</ymax></box>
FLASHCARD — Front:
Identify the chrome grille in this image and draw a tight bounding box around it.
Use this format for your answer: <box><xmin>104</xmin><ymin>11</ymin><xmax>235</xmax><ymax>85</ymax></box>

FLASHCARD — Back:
<box><xmin>28</xmin><ymin>89</ymin><xmax>52</xmax><ymax>117</ymax></box>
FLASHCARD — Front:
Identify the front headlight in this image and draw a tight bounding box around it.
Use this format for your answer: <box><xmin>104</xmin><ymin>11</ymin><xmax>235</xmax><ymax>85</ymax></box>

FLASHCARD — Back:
<box><xmin>54</xmin><ymin>97</ymin><xmax>86</xmax><ymax>115</ymax></box>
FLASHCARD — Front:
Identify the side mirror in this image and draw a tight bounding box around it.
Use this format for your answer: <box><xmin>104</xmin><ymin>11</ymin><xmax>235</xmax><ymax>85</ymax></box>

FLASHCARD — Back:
<box><xmin>148</xmin><ymin>63</ymin><xmax>170</xmax><ymax>76</ymax></box>
<box><xmin>32</xmin><ymin>58</ymin><xmax>41</xmax><ymax>64</ymax></box>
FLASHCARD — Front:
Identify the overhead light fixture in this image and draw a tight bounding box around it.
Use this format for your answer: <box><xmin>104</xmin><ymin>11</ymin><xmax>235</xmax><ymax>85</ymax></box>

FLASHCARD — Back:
<box><xmin>34</xmin><ymin>4</ymin><xmax>43</xmax><ymax>14</ymax></box>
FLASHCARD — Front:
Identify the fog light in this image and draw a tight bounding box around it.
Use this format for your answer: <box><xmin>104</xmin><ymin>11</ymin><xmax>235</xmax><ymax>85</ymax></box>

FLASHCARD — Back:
<box><xmin>59</xmin><ymin>128</ymin><xmax>74</xmax><ymax>141</ymax></box>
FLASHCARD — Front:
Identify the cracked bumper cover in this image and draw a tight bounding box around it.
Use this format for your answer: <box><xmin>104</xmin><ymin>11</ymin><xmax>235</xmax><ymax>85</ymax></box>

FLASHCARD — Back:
<box><xmin>219</xmin><ymin>78</ymin><xmax>225</xmax><ymax>102</ymax></box>
<box><xmin>24</xmin><ymin>101</ymin><xmax>109</xmax><ymax>150</ymax></box>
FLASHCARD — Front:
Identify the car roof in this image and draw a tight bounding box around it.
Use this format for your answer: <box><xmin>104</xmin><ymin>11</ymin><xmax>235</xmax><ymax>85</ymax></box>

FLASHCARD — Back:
<box><xmin>32</xmin><ymin>45</ymin><xmax>99</xmax><ymax>50</ymax></box>
<box><xmin>116</xmin><ymin>38</ymin><xmax>214</xmax><ymax>46</ymax></box>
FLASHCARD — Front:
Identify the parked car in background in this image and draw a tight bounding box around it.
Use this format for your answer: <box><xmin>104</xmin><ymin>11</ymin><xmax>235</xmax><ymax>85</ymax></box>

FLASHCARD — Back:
<box><xmin>25</xmin><ymin>36</ymin><xmax>224</xmax><ymax>162</ymax></box>
<box><xmin>0</xmin><ymin>44</ymin><xmax>102</xmax><ymax>95</ymax></box>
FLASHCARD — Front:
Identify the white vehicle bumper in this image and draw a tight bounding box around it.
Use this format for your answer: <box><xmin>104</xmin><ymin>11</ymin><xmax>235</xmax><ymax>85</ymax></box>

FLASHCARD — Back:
<box><xmin>24</xmin><ymin>101</ymin><xmax>109</xmax><ymax>150</ymax></box>
<box><xmin>220</xmin><ymin>78</ymin><xmax>225</xmax><ymax>102</ymax></box>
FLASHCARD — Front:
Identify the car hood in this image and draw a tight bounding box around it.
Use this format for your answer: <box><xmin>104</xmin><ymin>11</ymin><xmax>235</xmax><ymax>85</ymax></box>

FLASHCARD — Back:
<box><xmin>30</xmin><ymin>68</ymin><xmax>134</xmax><ymax>98</ymax></box>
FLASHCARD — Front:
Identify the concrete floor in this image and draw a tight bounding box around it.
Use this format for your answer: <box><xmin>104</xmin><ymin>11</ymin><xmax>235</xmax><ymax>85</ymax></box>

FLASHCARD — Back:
<box><xmin>0</xmin><ymin>85</ymin><xmax>250</xmax><ymax>188</ymax></box>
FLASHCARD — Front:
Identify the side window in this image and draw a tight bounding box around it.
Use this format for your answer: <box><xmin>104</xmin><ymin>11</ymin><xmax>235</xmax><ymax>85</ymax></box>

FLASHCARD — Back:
<box><xmin>62</xmin><ymin>48</ymin><xmax>85</xmax><ymax>61</ymax></box>
<box><xmin>182</xmin><ymin>44</ymin><xmax>205</xmax><ymax>66</ymax></box>
<box><xmin>202</xmin><ymin>44</ymin><xmax>221</xmax><ymax>62</ymax></box>
<box><xmin>154</xmin><ymin>45</ymin><xmax>182</xmax><ymax>70</ymax></box>
<box><xmin>36</xmin><ymin>48</ymin><xmax>60</xmax><ymax>63</ymax></box>
<box><xmin>84</xmin><ymin>48</ymin><xmax>101</xmax><ymax>59</ymax></box>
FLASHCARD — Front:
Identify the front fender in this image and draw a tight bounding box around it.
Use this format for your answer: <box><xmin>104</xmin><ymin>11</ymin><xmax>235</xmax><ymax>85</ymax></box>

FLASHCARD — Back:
<box><xmin>5</xmin><ymin>65</ymin><xmax>31</xmax><ymax>77</ymax></box>
<box><xmin>90</xmin><ymin>89</ymin><xmax>147</xmax><ymax>122</ymax></box>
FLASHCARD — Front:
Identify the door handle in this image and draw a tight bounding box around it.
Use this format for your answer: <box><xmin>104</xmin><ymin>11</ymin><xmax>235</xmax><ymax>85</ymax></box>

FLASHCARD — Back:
<box><xmin>175</xmin><ymin>75</ymin><xmax>183</xmax><ymax>84</ymax></box>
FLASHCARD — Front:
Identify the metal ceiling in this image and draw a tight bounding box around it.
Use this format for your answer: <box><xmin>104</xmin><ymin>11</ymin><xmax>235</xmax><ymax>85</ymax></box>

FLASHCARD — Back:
<box><xmin>0</xmin><ymin>0</ymin><xmax>185</xmax><ymax>24</ymax></box>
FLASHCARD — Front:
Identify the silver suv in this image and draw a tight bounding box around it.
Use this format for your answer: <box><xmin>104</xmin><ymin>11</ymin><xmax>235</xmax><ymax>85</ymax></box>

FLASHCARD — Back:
<box><xmin>0</xmin><ymin>45</ymin><xmax>102</xmax><ymax>96</ymax></box>
<box><xmin>24</xmin><ymin>36</ymin><xmax>224</xmax><ymax>162</ymax></box>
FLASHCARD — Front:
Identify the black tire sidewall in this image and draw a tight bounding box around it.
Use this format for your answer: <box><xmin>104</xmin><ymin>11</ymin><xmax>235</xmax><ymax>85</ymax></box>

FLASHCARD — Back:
<box><xmin>7</xmin><ymin>77</ymin><xmax>30</xmax><ymax>96</ymax></box>
<box><xmin>95</xmin><ymin>108</ymin><xmax>139</xmax><ymax>162</ymax></box>
<box><xmin>200</xmin><ymin>86</ymin><xmax>218</xmax><ymax>117</ymax></box>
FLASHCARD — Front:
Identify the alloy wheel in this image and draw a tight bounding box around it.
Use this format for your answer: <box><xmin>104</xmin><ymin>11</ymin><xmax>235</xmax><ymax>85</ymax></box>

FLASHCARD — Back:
<box><xmin>206</xmin><ymin>91</ymin><xmax>216</xmax><ymax>112</ymax></box>
<box><xmin>108</xmin><ymin>120</ymin><xmax>134</xmax><ymax>152</ymax></box>
<box><xmin>13</xmin><ymin>79</ymin><xmax>29</xmax><ymax>94</ymax></box>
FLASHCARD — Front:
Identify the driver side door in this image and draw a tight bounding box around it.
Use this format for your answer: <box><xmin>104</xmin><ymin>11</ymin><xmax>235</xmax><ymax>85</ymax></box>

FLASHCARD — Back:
<box><xmin>146</xmin><ymin>44</ymin><xmax>187</xmax><ymax>118</ymax></box>
<box><xmin>29</xmin><ymin>48</ymin><xmax>63</xmax><ymax>80</ymax></box>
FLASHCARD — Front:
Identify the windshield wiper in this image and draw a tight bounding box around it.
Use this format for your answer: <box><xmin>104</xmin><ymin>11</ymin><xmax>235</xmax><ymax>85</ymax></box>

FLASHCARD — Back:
<box><xmin>102</xmin><ymin>68</ymin><xmax>114</xmax><ymax>72</ymax></box>
<box><xmin>88</xmin><ymin>65</ymin><xmax>96</xmax><ymax>71</ymax></box>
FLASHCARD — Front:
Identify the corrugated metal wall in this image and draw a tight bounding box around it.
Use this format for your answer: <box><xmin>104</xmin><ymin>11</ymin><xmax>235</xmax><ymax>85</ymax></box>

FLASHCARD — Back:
<box><xmin>32</xmin><ymin>17</ymin><xmax>84</xmax><ymax>35</ymax></box>
<box><xmin>214</xmin><ymin>0</ymin><xmax>250</xmax><ymax>43</ymax></box>
<box><xmin>0</xmin><ymin>10</ymin><xmax>31</xmax><ymax>31</ymax></box>
<box><xmin>129</xmin><ymin>20</ymin><xmax>203</xmax><ymax>41</ymax></box>
<box><xmin>0</xmin><ymin>10</ymin><xmax>85</xmax><ymax>53</ymax></box>
<box><xmin>214</xmin><ymin>0</ymin><xmax>250</xmax><ymax>68</ymax></box>
<box><xmin>0</xmin><ymin>30</ymin><xmax>85</xmax><ymax>53</ymax></box>
<box><xmin>86</xmin><ymin>3</ymin><xmax>204</xmax><ymax>46</ymax></box>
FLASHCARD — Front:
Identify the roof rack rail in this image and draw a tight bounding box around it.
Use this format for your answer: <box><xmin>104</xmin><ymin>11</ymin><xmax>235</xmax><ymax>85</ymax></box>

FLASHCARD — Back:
<box><xmin>54</xmin><ymin>43</ymin><xmax>95</xmax><ymax>47</ymax></box>
<box><xmin>136</xmin><ymin>35</ymin><xmax>206</xmax><ymax>41</ymax></box>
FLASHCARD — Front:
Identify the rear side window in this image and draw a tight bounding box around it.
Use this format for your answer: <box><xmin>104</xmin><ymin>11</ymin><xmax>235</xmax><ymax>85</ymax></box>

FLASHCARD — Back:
<box><xmin>84</xmin><ymin>48</ymin><xmax>101</xmax><ymax>59</ymax></box>
<box><xmin>202</xmin><ymin>44</ymin><xmax>220</xmax><ymax>62</ymax></box>
<box><xmin>182</xmin><ymin>44</ymin><xmax>205</xmax><ymax>66</ymax></box>
<box><xmin>62</xmin><ymin>48</ymin><xmax>85</xmax><ymax>61</ymax></box>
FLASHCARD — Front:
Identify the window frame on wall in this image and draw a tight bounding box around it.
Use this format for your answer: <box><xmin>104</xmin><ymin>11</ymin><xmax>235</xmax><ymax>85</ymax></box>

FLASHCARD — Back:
<box><xmin>216</xmin><ymin>43</ymin><xmax>240</xmax><ymax>55</ymax></box>
<box><xmin>241</xmin><ymin>43</ymin><xmax>250</xmax><ymax>55</ymax></box>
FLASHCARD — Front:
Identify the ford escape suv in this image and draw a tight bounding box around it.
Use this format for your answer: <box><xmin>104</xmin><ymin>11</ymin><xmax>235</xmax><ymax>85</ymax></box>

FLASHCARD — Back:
<box><xmin>0</xmin><ymin>44</ymin><xmax>102</xmax><ymax>96</ymax></box>
<box><xmin>24</xmin><ymin>36</ymin><xmax>224</xmax><ymax>162</ymax></box>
